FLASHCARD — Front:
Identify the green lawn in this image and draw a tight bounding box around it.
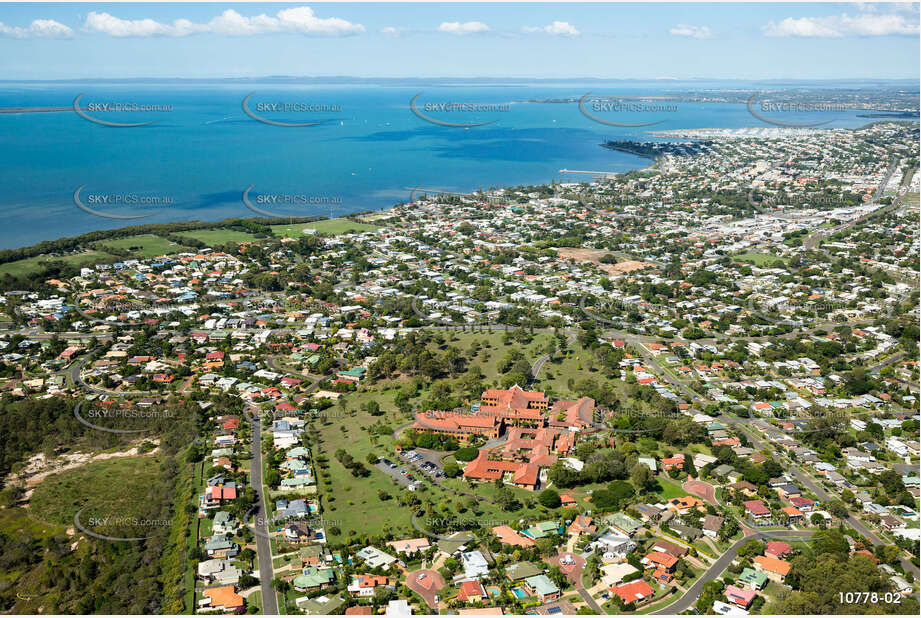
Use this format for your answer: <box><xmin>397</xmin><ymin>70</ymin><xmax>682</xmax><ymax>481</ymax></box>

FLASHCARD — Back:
<box><xmin>269</xmin><ymin>218</ymin><xmax>378</xmax><ymax>237</ymax></box>
<box><xmin>731</xmin><ymin>252</ymin><xmax>788</xmax><ymax>267</ymax></box>
<box><xmin>247</xmin><ymin>590</ymin><xmax>262</xmax><ymax>613</ymax></box>
<box><xmin>175</xmin><ymin>229</ymin><xmax>260</xmax><ymax>246</ymax></box>
<box><xmin>653</xmin><ymin>477</ymin><xmax>687</xmax><ymax>500</ymax></box>
<box><xmin>97</xmin><ymin>234</ymin><xmax>191</xmax><ymax>258</ymax></box>
<box><xmin>0</xmin><ymin>250</ymin><xmax>118</xmax><ymax>277</ymax></box>
<box><xmin>311</xmin><ymin>373</ymin><xmax>557</xmax><ymax>542</ymax></box>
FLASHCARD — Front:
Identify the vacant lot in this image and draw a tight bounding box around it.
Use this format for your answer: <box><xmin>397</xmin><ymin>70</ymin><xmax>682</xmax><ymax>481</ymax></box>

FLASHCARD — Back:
<box><xmin>0</xmin><ymin>250</ymin><xmax>118</xmax><ymax>277</ymax></box>
<box><xmin>270</xmin><ymin>218</ymin><xmax>378</xmax><ymax>237</ymax></box>
<box><xmin>731</xmin><ymin>252</ymin><xmax>787</xmax><ymax>267</ymax></box>
<box><xmin>98</xmin><ymin>234</ymin><xmax>190</xmax><ymax>258</ymax></box>
<box><xmin>555</xmin><ymin>247</ymin><xmax>656</xmax><ymax>275</ymax></box>
<box><xmin>30</xmin><ymin>455</ymin><xmax>163</xmax><ymax>539</ymax></box>
<box><xmin>175</xmin><ymin>228</ymin><xmax>260</xmax><ymax>246</ymax></box>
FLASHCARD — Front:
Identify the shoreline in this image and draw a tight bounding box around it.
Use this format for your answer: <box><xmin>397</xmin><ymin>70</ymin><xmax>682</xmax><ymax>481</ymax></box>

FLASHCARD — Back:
<box><xmin>0</xmin><ymin>154</ymin><xmax>654</xmax><ymax>254</ymax></box>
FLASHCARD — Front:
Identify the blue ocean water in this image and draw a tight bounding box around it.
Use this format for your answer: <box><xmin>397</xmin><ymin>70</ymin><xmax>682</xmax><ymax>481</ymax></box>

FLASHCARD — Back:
<box><xmin>0</xmin><ymin>82</ymin><xmax>887</xmax><ymax>249</ymax></box>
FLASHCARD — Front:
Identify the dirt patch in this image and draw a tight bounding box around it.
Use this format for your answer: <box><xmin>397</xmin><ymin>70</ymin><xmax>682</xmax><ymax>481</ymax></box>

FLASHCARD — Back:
<box><xmin>555</xmin><ymin>248</ymin><xmax>656</xmax><ymax>275</ymax></box>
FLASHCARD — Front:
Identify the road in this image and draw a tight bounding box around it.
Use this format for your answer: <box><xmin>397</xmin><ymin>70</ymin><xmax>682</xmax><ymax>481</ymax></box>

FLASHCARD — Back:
<box><xmin>58</xmin><ymin>354</ymin><xmax>158</xmax><ymax>398</ymax></box>
<box><xmin>528</xmin><ymin>332</ymin><xmax>576</xmax><ymax>386</ymax></box>
<box><xmin>578</xmin><ymin>587</ymin><xmax>604</xmax><ymax>614</ymax></box>
<box><xmin>652</xmin><ymin>530</ymin><xmax>815</xmax><ymax>615</ymax></box>
<box><xmin>248</xmin><ymin>414</ymin><xmax>279</xmax><ymax>615</ymax></box>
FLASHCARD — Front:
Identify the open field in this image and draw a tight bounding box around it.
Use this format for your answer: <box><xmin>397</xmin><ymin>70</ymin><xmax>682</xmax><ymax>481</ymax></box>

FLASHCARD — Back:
<box><xmin>0</xmin><ymin>250</ymin><xmax>118</xmax><ymax>277</ymax></box>
<box><xmin>731</xmin><ymin>252</ymin><xmax>788</xmax><ymax>267</ymax></box>
<box><xmin>312</xmin><ymin>364</ymin><xmax>569</xmax><ymax>542</ymax></box>
<box><xmin>29</xmin><ymin>455</ymin><xmax>163</xmax><ymax>537</ymax></box>
<box><xmin>98</xmin><ymin>234</ymin><xmax>190</xmax><ymax>258</ymax></box>
<box><xmin>175</xmin><ymin>228</ymin><xmax>260</xmax><ymax>246</ymax></box>
<box><xmin>554</xmin><ymin>247</ymin><xmax>657</xmax><ymax>275</ymax></box>
<box><xmin>269</xmin><ymin>218</ymin><xmax>379</xmax><ymax>237</ymax></box>
<box><xmin>0</xmin><ymin>506</ymin><xmax>64</xmax><ymax>539</ymax></box>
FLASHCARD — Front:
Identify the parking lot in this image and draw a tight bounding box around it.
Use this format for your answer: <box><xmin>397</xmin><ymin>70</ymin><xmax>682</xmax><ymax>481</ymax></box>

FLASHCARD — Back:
<box><xmin>398</xmin><ymin>449</ymin><xmax>445</xmax><ymax>479</ymax></box>
<box><xmin>375</xmin><ymin>459</ymin><xmax>413</xmax><ymax>487</ymax></box>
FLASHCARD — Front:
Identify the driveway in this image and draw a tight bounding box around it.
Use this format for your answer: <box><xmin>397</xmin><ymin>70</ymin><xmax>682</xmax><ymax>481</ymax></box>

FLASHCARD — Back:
<box><xmin>683</xmin><ymin>479</ymin><xmax>716</xmax><ymax>505</ymax></box>
<box><xmin>405</xmin><ymin>569</ymin><xmax>445</xmax><ymax>609</ymax></box>
<box><xmin>549</xmin><ymin>551</ymin><xmax>585</xmax><ymax>586</ymax></box>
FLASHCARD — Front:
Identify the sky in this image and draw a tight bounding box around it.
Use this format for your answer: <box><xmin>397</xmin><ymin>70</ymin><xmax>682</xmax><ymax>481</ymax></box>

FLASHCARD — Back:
<box><xmin>0</xmin><ymin>2</ymin><xmax>918</xmax><ymax>80</ymax></box>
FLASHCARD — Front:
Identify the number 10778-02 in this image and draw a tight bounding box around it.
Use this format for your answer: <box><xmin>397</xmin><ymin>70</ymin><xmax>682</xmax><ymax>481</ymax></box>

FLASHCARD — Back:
<box><xmin>839</xmin><ymin>592</ymin><xmax>902</xmax><ymax>605</ymax></box>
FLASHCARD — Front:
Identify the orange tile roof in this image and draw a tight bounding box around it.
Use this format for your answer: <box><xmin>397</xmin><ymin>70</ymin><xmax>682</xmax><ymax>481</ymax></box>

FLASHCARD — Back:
<box><xmin>610</xmin><ymin>580</ymin><xmax>654</xmax><ymax>604</ymax></box>
<box><xmin>492</xmin><ymin>525</ymin><xmax>535</xmax><ymax>547</ymax></box>
<box><xmin>205</xmin><ymin>586</ymin><xmax>244</xmax><ymax>609</ymax></box>
<box><xmin>645</xmin><ymin>552</ymin><xmax>678</xmax><ymax>569</ymax></box>
<box><xmin>754</xmin><ymin>555</ymin><xmax>791</xmax><ymax>576</ymax></box>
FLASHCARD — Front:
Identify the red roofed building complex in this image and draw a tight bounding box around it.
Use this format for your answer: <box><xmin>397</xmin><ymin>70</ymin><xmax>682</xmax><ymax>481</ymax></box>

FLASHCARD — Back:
<box><xmin>463</xmin><ymin>425</ymin><xmax>575</xmax><ymax>491</ymax></box>
<box><xmin>412</xmin><ymin>411</ymin><xmax>501</xmax><ymax>442</ymax></box>
<box><xmin>548</xmin><ymin>397</ymin><xmax>595</xmax><ymax>430</ymax></box>
<box><xmin>463</xmin><ymin>450</ymin><xmax>542</xmax><ymax>490</ymax></box>
<box><xmin>416</xmin><ymin>387</ymin><xmax>585</xmax><ymax>491</ymax></box>
<box><xmin>480</xmin><ymin>385</ymin><xmax>549</xmax><ymax>426</ymax></box>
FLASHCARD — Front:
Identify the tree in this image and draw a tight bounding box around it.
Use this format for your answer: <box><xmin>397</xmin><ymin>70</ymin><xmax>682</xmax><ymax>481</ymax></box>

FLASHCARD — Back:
<box><xmin>272</xmin><ymin>577</ymin><xmax>290</xmax><ymax>593</ymax></box>
<box><xmin>811</xmin><ymin>528</ymin><xmax>849</xmax><ymax>557</ymax></box>
<box><xmin>454</xmin><ymin>447</ymin><xmax>479</xmax><ymax>462</ymax></box>
<box><xmin>631</xmin><ymin>463</ymin><xmax>652</xmax><ymax>491</ymax></box>
<box><xmin>495</xmin><ymin>486</ymin><xmax>521</xmax><ymax>511</ymax></box>
<box><xmin>738</xmin><ymin>539</ymin><xmax>765</xmax><ymax>559</ymax></box>
<box><xmin>443</xmin><ymin>461</ymin><xmax>461</xmax><ymax>478</ymax></box>
<box><xmin>719</xmin><ymin>518</ymin><xmax>739</xmax><ymax>542</ymax></box>
<box><xmin>539</xmin><ymin>489</ymin><xmax>562</xmax><ymax>509</ymax></box>
<box><xmin>826</xmin><ymin>499</ymin><xmax>848</xmax><ymax>520</ymax></box>
<box><xmin>547</xmin><ymin>565</ymin><xmax>568</xmax><ymax>589</ymax></box>
<box><xmin>768</xmin><ymin>552</ymin><xmax>918</xmax><ymax>615</ymax></box>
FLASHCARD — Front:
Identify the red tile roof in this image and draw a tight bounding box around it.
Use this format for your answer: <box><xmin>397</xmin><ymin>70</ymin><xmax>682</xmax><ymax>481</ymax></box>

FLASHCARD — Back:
<box><xmin>610</xmin><ymin>580</ymin><xmax>654</xmax><ymax>605</ymax></box>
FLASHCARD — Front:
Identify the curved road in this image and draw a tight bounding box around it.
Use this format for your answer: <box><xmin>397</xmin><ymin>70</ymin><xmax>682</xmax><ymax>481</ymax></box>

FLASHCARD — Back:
<box><xmin>652</xmin><ymin>530</ymin><xmax>815</xmax><ymax>615</ymax></box>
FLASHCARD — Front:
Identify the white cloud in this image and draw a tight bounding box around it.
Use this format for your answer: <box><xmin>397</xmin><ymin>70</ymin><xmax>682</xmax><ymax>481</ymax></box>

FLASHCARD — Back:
<box><xmin>763</xmin><ymin>12</ymin><xmax>919</xmax><ymax>37</ymax></box>
<box><xmin>669</xmin><ymin>24</ymin><xmax>713</xmax><ymax>39</ymax></box>
<box><xmin>522</xmin><ymin>21</ymin><xmax>580</xmax><ymax>37</ymax></box>
<box><xmin>380</xmin><ymin>26</ymin><xmax>405</xmax><ymax>37</ymax></box>
<box><xmin>83</xmin><ymin>6</ymin><xmax>365</xmax><ymax>38</ymax></box>
<box><xmin>0</xmin><ymin>18</ymin><xmax>73</xmax><ymax>39</ymax></box>
<box><xmin>438</xmin><ymin>21</ymin><xmax>490</xmax><ymax>35</ymax></box>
